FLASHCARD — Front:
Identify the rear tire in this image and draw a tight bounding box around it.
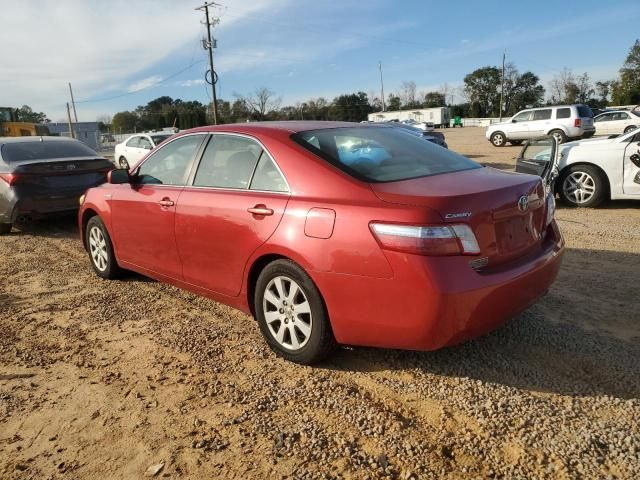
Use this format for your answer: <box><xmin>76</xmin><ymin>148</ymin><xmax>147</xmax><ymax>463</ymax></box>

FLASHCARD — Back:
<box><xmin>118</xmin><ymin>156</ymin><xmax>129</xmax><ymax>169</ymax></box>
<box><xmin>254</xmin><ymin>259</ymin><xmax>336</xmax><ymax>364</ymax></box>
<box><xmin>490</xmin><ymin>131</ymin><xmax>507</xmax><ymax>147</ymax></box>
<box><xmin>86</xmin><ymin>216</ymin><xmax>122</xmax><ymax>279</ymax></box>
<box><xmin>0</xmin><ymin>223</ymin><xmax>12</xmax><ymax>235</ymax></box>
<box><xmin>549</xmin><ymin>129</ymin><xmax>567</xmax><ymax>144</ymax></box>
<box><xmin>624</xmin><ymin>125</ymin><xmax>637</xmax><ymax>134</ymax></box>
<box><xmin>558</xmin><ymin>165</ymin><xmax>607</xmax><ymax>208</ymax></box>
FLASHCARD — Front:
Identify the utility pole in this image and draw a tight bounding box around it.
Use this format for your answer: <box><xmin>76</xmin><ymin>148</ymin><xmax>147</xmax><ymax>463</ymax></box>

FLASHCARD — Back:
<box><xmin>66</xmin><ymin>103</ymin><xmax>75</xmax><ymax>139</ymax></box>
<box><xmin>499</xmin><ymin>51</ymin><xmax>506</xmax><ymax>122</ymax></box>
<box><xmin>196</xmin><ymin>2</ymin><xmax>220</xmax><ymax>125</ymax></box>
<box><xmin>68</xmin><ymin>82</ymin><xmax>78</xmax><ymax>123</ymax></box>
<box><xmin>379</xmin><ymin>61</ymin><xmax>386</xmax><ymax>112</ymax></box>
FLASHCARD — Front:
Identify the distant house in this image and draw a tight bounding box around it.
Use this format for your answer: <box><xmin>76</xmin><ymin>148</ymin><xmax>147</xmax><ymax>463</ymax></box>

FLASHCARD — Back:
<box><xmin>47</xmin><ymin>122</ymin><xmax>100</xmax><ymax>150</ymax></box>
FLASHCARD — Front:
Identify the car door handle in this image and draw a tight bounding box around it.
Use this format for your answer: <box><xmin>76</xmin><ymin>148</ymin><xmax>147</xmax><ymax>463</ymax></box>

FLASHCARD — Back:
<box><xmin>247</xmin><ymin>205</ymin><xmax>274</xmax><ymax>216</ymax></box>
<box><xmin>159</xmin><ymin>198</ymin><xmax>175</xmax><ymax>207</ymax></box>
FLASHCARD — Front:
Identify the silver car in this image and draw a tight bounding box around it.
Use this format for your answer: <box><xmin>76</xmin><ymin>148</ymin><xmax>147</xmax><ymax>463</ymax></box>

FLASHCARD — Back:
<box><xmin>486</xmin><ymin>104</ymin><xmax>595</xmax><ymax>147</ymax></box>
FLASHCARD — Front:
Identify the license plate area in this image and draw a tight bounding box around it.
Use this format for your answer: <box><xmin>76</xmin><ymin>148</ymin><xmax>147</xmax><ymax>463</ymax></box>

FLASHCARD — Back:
<box><xmin>495</xmin><ymin>214</ymin><xmax>537</xmax><ymax>253</ymax></box>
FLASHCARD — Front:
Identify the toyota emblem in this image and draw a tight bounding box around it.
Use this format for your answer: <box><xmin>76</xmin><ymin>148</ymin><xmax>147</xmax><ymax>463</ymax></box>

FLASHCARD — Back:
<box><xmin>518</xmin><ymin>195</ymin><xmax>529</xmax><ymax>212</ymax></box>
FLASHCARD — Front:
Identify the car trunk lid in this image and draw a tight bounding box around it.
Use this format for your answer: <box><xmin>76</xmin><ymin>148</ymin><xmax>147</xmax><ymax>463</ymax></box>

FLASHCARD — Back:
<box><xmin>370</xmin><ymin>166</ymin><xmax>547</xmax><ymax>267</ymax></box>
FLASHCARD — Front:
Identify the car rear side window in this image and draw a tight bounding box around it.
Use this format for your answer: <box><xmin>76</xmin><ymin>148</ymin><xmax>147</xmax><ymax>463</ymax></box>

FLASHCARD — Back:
<box><xmin>193</xmin><ymin>135</ymin><xmax>262</xmax><ymax>189</ymax></box>
<box><xmin>1</xmin><ymin>140</ymin><xmax>98</xmax><ymax>162</ymax></box>
<box><xmin>137</xmin><ymin>134</ymin><xmax>204</xmax><ymax>185</ymax></box>
<box><xmin>556</xmin><ymin>108</ymin><xmax>571</xmax><ymax>119</ymax></box>
<box><xmin>577</xmin><ymin>105</ymin><xmax>593</xmax><ymax>117</ymax></box>
<box><xmin>533</xmin><ymin>109</ymin><xmax>552</xmax><ymax>120</ymax></box>
<box><xmin>292</xmin><ymin>126</ymin><xmax>480</xmax><ymax>183</ymax></box>
<box><xmin>250</xmin><ymin>155</ymin><xmax>288</xmax><ymax>192</ymax></box>
<box><xmin>126</xmin><ymin>136</ymin><xmax>140</xmax><ymax>148</ymax></box>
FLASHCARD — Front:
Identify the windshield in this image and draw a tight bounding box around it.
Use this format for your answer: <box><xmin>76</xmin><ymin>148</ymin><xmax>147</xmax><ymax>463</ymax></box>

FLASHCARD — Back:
<box><xmin>1</xmin><ymin>140</ymin><xmax>98</xmax><ymax>162</ymax></box>
<box><xmin>292</xmin><ymin>126</ymin><xmax>480</xmax><ymax>183</ymax></box>
<box><xmin>632</xmin><ymin>111</ymin><xmax>640</xmax><ymax>118</ymax></box>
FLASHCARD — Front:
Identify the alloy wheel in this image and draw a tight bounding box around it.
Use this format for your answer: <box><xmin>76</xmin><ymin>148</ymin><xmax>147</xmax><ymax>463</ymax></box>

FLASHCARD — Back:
<box><xmin>262</xmin><ymin>276</ymin><xmax>313</xmax><ymax>351</ymax></box>
<box><xmin>89</xmin><ymin>226</ymin><xmax>108</xmax><ymax>272</ymax></box>
<box><xmin>563</xmin><ymin>171</ymin><xmax>596</xmax><ymax>204</ymax></box>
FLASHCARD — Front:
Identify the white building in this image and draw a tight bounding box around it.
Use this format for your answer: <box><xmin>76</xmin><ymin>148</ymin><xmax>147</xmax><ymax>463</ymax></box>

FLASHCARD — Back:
<box><xmin>368</xmin><ymin>107</ymin><xmax>451</xmax><ymax>128</ymax></box>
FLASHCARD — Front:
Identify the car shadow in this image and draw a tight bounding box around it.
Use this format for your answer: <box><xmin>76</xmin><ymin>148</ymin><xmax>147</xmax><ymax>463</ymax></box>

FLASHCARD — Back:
<box><xmin>323</xmin><ymin>247</ymin><xmax>640</xmax><ymax>400</ymax></box>
<box><xmin>9</xmin><ymin>214</ymin><xmax>79</xmax><ymax>240</ymax></box>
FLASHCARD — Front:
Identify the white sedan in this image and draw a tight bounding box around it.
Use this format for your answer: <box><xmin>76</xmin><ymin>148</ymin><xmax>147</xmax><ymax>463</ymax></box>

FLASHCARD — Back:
<box><xmin>516</xmin><ymin>128</ymin><xmax>640</xmax><ymax>207</ymax></box>
<box><xmin>114</xmin><ymin>133</ymin><xmax>173</xmax><ymax>169</ymax></box>
<box><xmin>593</xmin><ymin>110</ymin><xmax>640</xmax><ymax>136</ymax></box>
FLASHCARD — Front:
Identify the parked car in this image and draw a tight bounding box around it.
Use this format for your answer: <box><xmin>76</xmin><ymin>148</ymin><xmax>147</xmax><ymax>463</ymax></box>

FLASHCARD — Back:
<box><xmin>383</xmin><ymin>122</ymin><xmax>448</xmax><ymax>148</ymax></box>
<box><xmin>114</xmin><ymin>133</ymin><xmax>173</xmax><ymax>169</ymax></box>
<box><xmin>0</xmin><ymin>137</ymin><xmax>113</xmax><ymax>233</ymax></box>
<box><xmin>593</xmin><ymin>110</ymin><xmax>640</xmax><ymax>136</ymax></box>
<box><xmin>400</xmin><ymin>119</ymin><xmax>434</xmax><ymax>131</ymax></box>
<box><xmin>515</xmin><ymin>128</ymin><xmax>640</xmax><ymax>207</ymax></box>
<box><xmin>79</xmin><ymin>121</ymin><xmax>564</xmax><ymax>364</ymax></box>
<box><xmin>486</xmin><ymin>105</ymin><xmax>595</xmax><ymax>147</ymax></box>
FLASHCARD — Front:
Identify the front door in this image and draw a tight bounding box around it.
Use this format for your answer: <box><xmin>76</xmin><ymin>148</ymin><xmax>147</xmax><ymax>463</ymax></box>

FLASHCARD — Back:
<box><xmin>175</xmin><ymin>134</ymin><xmax>290</xmax><ymax>297</ymax></box>
<box><xmin>111</xmin><ymin>133</ymin><xmax>207</xmax><ymax>279</ymax></box>
<box><xmin>623</xmin><ymin>133</ymin><xmax>640</xmax><ymax>196</ymax></box>
<box><xmin>509</xmin><ymin>110</ymin><xmax>533</xmax><ymax>139</ymax></box>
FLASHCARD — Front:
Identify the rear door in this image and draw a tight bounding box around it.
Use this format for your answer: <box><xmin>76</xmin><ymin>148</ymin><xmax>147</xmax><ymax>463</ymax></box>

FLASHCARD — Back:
<box><xmin>594</xmin><ymin>112</ymin><xmax>614</xmax><ymax>135</ymax></box>
<box><xmin>530</xmin><ymin>109</ymin><xmax>552</xmax><ymax>137</ymax></box>
<box><xmin>175</xmin><ymin>134</ymin><xmax>289</xmax><ymax>297</ymax></box>
<box><xmin>111</xmin><ymin>133</ymin><xmax>207</xmax><ymax>279</ymax></box>
<box><xmin>610</xmin><ymin>112</ymin><xmax>632</xmax><ymax>134</ymax></box>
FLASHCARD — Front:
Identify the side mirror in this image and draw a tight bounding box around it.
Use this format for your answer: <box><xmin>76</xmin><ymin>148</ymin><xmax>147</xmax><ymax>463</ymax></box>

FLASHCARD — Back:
<box><xmin>107</xmin><ymin>169</ymin><xmax>130</xmax><ymax>184</ymax></box>
<box><xmin>511</xmin><ymin>119</ymin><xmax>517</xmax><ymax>123</ymax></box>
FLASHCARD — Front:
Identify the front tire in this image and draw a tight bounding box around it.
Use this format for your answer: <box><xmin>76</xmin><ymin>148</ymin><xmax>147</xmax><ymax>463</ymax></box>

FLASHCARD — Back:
<box><xmin>624</xmin><ymin>125</ymin><xmax>637</xmax><ymax>134</ymax></box>
<box><xmin>0</xmin><ymin>223</ymin><xmax>12</xmax><ymax>235</ymax></box>
<box><xmin>559</xmin><ymin>165</ymin><xmax>607</xmax><ymax>208</ymax></box>
<box><xmin>86</xmin><ymin>216</ymin><xmax>122</xmax><ymax>279</ymax></box>
<box><xmin>490</xmin><ymin>131</ymin><xmax>507</xmax><ymax>147</ymax></box>
<box><xmin>254</xmin><ymin>259</ymin><xmax>336</xmax><ymax>364</ymax></box>
<box><xmin>118</xmin><ymin>156</ymin><xmax>129</xmax><ymax>169</ymax></box>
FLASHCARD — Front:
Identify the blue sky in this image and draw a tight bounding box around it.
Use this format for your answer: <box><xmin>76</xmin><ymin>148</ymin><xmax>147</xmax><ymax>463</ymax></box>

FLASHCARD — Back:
<box><xmin>3</xmin><ymin>0</ymin><xmax>640</xmax><ymax>121</ymax></box>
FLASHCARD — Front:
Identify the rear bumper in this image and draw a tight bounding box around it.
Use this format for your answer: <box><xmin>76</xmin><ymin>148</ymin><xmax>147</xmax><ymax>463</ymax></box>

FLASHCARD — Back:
<box><xmin>1</xmin><ymin>190</ymin><xmax>83</xmax><ymax>223</ymax></box>
<box><xmin>312</xmin><ymin>222</ymin><xmax>564</xmax><ymax>351</ymax></box>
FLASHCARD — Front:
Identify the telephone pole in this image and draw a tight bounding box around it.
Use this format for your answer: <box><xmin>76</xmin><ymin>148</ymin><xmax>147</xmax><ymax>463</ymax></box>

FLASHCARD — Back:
<box><xmin>379</xmin><ymin>61</ymin><xmax>386</xmax><ymax>112</ymax></box>
<box><xmin>196</xmin><ymin>2</ymin><xmax>220</xmax><ymax>125</ymax></box>
<box><xmin>499</xmin><ymin>51</ymin><xmax>506</xmax><ymax>121</ymax></box>
<box><xmin>66</xmin><ymin>103</ymin><xmax>75</xmax><ymax>139</ymax></box>
<box><xmin>68</xmin><ymin>82</ymin><xmax>78</xmax><ymax>123</ymax></box>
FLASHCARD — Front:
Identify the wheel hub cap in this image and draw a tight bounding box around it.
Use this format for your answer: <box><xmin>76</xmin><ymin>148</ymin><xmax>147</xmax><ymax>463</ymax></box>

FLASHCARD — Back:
<box><xmin>88</xmin><ymin>226</ymin><xmax>108</xmax><ymax>272</ymax></box>
<box><xmin>563</xmin><ymin>172</ymin><xmax>595</xmax><ymax>204</ymax></box>
<box><xmin>263</xmin><ymin>276</ymin><xmax>312</xmax><ymax>351</ymax></box>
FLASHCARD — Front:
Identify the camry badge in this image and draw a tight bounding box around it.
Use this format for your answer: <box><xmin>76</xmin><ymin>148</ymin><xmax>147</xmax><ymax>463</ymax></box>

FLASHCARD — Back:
<box><xmin>518</xmin><ymin>195</ymin><xmax>529</xmax><ymax>212</ymax></box>
<box><xmin>444</xmin><ymin>212</ymin><xmax>472</xmax><ymax>219</ymax></box>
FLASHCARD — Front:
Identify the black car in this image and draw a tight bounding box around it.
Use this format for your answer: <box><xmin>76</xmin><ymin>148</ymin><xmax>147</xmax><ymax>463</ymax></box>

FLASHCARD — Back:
<box><xmin>0</xmin><ymin>137</ymin><xmax>113</xmax><ymax>233</ymax></box>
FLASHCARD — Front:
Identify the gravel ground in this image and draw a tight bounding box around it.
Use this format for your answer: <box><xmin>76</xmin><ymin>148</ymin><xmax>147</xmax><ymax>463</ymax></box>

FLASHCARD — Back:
<box><xmin>1</xmin><ymin>127</ymin><xmax>639</xmax><ymax>479</ymax></box>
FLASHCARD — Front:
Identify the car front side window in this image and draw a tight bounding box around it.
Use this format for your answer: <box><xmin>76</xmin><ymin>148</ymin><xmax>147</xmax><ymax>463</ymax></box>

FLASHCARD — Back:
<box><xmin>137</xmin><ymin>135</ymin><xmax>205</xmax><ymax>186</ymax></box>
<box><xmin>138</xmin><ymin>137</ymin><xmax>153</xmax><ymax>150</ymax></box>
<box><xmin>512</xmin><ymin>111</ymin><xmax>532</xmax><ymax>122</ymax></box>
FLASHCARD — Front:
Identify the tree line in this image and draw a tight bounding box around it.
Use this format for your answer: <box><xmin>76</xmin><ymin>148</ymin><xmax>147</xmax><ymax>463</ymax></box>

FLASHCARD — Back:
<box><xmin>87</xmin><ymin>38</ymin><xmax>640</xmax><ymax>132</ymax></box>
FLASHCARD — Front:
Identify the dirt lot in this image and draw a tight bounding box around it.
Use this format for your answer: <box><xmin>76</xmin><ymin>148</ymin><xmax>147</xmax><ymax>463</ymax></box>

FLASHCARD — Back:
<box><xmin>1</xmin><ymin>127</ymin><xmax>639</xmax><ymax>479</ymax></box>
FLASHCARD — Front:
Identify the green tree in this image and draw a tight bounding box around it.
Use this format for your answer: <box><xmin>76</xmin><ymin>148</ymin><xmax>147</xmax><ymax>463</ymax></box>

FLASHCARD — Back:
<box><xmin>423</xmin><ymin>91</ymin><xmax>445</xmax><ymax>108</ymax></box>
<box><xmin>503</xmin><ymin>68</ymin><xmax>545</xmax><ymax>115</ymax></box>
<box><xmin>112</xmin><ymin>111</ymin><xmax>138</xmax><ymax>133</ymax></box>
<box><xmin>612</xmin><ymin>39</ymin><xmax>640</xmax><ymax>105</ymax></box>
<box><xmin>16</xmin><ymin>105</ymin><xmax>48</xmax><ymax>123</ymax></box>
<box><xmin>386</xmin><ymin>93</ymin><xmax>401</xmax><ymax>111</ymax></box>
<box><xmin>329</xmin><ymin>92</ymin><xmax>371</xmax><ymax>122</ymax></box>
<box><xmin>464</xmin><ymin>66</ymin><xmax>501</xmax><ymax>117</ymax></box>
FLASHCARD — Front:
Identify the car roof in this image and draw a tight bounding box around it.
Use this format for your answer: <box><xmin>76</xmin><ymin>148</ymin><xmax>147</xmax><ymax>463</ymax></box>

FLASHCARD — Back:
<box><xmin>182</xmin><ymin>121</ymin><xmax>363</xmax><ymax>136</ymax></box>
<box><xmin>0</xmin><ymin>136</ymin><xmax>82</xmax><ymax>146</ymax></box>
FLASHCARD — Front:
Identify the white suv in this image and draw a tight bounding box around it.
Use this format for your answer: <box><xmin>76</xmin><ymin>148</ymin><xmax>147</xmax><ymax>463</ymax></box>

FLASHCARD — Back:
<box><xmin>486</xmin><ymin>104</ymin><xmax>595</xmax><ymax>147</ymax></box>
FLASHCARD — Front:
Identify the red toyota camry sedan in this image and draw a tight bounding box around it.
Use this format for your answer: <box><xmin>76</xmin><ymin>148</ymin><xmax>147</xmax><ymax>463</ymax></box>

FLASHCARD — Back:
<box><xmin>79</xmin><ymin>122</ymin><xmax>564</xmax><ymax>364</ymax></box>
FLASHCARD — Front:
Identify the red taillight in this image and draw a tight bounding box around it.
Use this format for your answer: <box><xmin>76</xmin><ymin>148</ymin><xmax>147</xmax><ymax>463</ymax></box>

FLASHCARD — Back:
<box><xmin>574</xmin><ymin>118</ymin><xmax>581</xmax><ymax>127</ymax></box>
<box><xmin>370</xmin><ymin>223</ymin><xmax>481</xmax><ymax>256</ymax></box>
<box><xmin>0</xmin><ymin>173</ymin><xmax>19</xmax><ymax>186</ymax></box>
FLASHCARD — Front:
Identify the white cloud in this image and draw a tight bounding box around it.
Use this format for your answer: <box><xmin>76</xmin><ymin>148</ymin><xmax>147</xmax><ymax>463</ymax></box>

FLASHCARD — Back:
<box><xmin>179</xmin><ymin>79</ymin><xmax>206</xmax><ymax>87</ymax></box>
<box><xmin>0</xmin><ymin>0</ymin><xmax>289</xmax><ymax>121</ymax></box>
<box><xmin>127</xmin><ymin>76</ymin><xmax>163</xmax><ymax>93</ymax></box>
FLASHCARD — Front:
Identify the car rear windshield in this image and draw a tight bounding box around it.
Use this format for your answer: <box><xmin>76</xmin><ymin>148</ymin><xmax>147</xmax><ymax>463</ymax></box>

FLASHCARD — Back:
<box><xmin>577</xmin><ymin>105</ymin><xmax>593</xmax><ymax>118</ymax></box>
<box><xmin>1</xmin><ymin>140</ymin><xmax>98</xmax><ymax>162</ymax></box>
<box><xmin>291</xmin><ymin>126</ymin><xmax>480</xmax><ymax>183</ymax></box>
